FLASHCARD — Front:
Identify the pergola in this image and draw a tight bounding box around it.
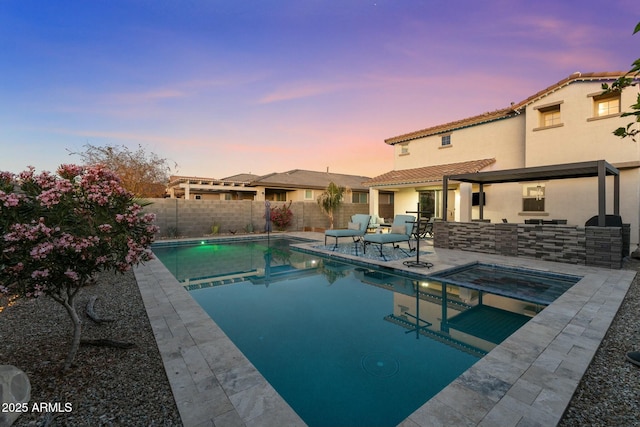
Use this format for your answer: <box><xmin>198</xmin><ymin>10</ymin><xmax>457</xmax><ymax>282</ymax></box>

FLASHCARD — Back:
<box><xmin>442</xmin><ymin>160</ymin><xmax>620</xmax><ymax>227</ymax></box>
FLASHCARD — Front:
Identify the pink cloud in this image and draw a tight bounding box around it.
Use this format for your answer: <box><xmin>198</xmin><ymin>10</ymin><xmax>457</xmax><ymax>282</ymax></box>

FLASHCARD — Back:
<box><xmin>257</xmin><ymin>80</ymin><xmax>360</xmax><ymax>104</ymax></box>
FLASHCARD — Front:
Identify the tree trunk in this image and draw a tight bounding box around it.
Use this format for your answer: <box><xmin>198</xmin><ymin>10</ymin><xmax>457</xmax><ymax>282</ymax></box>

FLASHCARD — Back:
<box><xmin>60</xmin><ymin>295</ymin><xmax>82</xmax><ymax>372</ymax></box>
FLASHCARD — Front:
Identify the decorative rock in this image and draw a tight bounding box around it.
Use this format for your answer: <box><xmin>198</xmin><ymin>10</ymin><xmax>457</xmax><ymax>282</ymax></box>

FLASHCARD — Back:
<box><xmin>0</xmin><ymin>365</ymin><xmax>31</xmax><ymax>427</ymax></box>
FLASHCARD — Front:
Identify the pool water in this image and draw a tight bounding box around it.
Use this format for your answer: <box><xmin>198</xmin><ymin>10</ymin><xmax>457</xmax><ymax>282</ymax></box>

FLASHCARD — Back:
<box><xmin>428</xmin><ymin>262</ymin><xmax>582</xmax><ymax>305</ymax></box>
<box><xmin>153</xmin><ymin>238</ymin><xmax>576</xmax><ymax>427</ymax></box>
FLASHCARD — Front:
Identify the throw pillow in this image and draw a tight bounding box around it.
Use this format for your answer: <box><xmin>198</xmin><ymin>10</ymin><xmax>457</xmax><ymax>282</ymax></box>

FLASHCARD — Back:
<box><xmin>391</xmin><ymin>225</ymin><xmax>406</xmax><ymax>234</ymax></box>
<box><xmin>348</xmin><ymin>222</ymin><xmax>360</xmax><ymax>230</ymax></box>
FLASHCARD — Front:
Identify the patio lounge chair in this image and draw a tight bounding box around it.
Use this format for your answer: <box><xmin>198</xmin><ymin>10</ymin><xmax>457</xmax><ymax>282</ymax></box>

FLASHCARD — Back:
<box><xmin>363</xmin><ymin>214</ymin><xmax>415</xmax><ymax>258</ymax></box>
<box><xmin>324</xmin><ymin>214</ymin><xmax>371</xmax><ymax>252</ymax></box>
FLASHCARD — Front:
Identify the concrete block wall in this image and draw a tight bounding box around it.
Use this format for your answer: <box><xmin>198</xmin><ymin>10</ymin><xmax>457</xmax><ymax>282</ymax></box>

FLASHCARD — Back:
<box><xmin>144</xmin><ymin>198</ymin><xmax>368</xmax><ymax>237</ymax></box>
<box><xmin>434</xmin><ymin>221</ymin><xmax>626</xmax><ymax>269</ymax></box>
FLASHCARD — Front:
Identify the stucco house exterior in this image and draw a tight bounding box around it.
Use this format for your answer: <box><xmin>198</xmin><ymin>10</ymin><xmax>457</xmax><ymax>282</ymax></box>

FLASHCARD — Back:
<box><xmin>166</xmin><ymin>169</ymin><xmax>374</xmax><ymax>206</ymax></box>
<box><xmin>365</xmin><ymin>71</ymin><xmax>640</xmax><ymax>247</ymax></box>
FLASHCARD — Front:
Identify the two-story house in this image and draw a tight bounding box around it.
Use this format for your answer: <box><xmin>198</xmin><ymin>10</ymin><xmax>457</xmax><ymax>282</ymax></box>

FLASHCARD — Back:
<box><xmin>365</xmin><ymin>72</ymin><xmax>640</xmax><ymax>246</ymax></box>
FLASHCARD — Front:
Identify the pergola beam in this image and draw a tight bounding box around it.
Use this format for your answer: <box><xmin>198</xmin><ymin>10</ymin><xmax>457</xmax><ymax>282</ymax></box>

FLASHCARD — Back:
<box><xmin>442</xmin><ymin>159</ymin><xmax>620</xmax><ymax>226</ymax></box>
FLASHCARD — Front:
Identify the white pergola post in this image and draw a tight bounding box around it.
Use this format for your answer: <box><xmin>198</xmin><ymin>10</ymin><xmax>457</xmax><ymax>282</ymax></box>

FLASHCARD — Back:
<box><xmin>369</xmin><ymin>187</ymin><xmax>379</xmax><ymax>218</ymax></box>
<box><xmin>458</xmin><ymin>182</ymin><xmax>472</xmax><ymax>222</ymax></box>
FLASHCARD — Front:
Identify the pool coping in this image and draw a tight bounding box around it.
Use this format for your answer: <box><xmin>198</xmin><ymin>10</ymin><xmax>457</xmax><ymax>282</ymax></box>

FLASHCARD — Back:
<box><xmin>134</xmin><ymin>232</ymin><xmax>636</xmax><ymax>426</ymax></box>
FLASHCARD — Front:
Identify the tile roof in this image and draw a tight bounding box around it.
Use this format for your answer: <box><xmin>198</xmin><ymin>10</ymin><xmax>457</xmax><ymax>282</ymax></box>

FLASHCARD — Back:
<box><xmin>251</xmin><ymin>169</ymin><xmax>371</xmax><ymax>190</ymax></box>
<box><xmin>385</xmin><ymin>71</ymin><xmax>628</xmax><ymax>145</ymax></box>
<box><xmin>222</xmin><ymin>173</ymin><xmax>261</xmax><ymax>182</ymax></box>
<box><xmin>363</xmin><ymin>158</ymin><xmax>496</xmax><ymax>187</ymax></box>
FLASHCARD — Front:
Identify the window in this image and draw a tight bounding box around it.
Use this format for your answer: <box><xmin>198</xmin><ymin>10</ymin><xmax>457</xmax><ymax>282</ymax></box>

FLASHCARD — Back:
<box><xmin>352</xmin><ymin>192</ymin><xmax>368</xmax><ymax>204</ymax></box>
<box><xmin>441</xmin><ymin>135</ymin><xmax>451</xmax><ymax>146</ymax></box>
<box><xmin>522</xmin><ymin>185</ymin><xmax>545</xmax><ymax>212</ymax></box>
<box><xmin>539</xmin><ymin>105</ymin><xmax>561</xmax><ymax>127</ymax></box>
<box><xmin>533</xmin><ymin>101</ymin><xmax>563</xmax><ymax>130</ymax></box>
<box><xmin>594</xmin><ymin>93</ymin><xmax>620</xmax><ymax>117</ymax></box>
<box><xmin>400</xmin><ymin>144</ymin><xmax>409</xmax><ymax>155</ymax></box>
<box><xmin>304</xmin><ymin>189</ymin><xmax>314</xmax><ymax>200</ymax></box>
<box><xmin>194</xmin><ymin>195</ymin><xmax>202</xmax><ymax>200</ymax></box>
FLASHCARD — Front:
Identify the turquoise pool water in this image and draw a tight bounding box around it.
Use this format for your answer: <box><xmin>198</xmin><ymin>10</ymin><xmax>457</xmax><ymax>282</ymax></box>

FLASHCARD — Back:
<box><xmin>152</xmin><ymin>238</ymin><xmax>571</xmax><ymax>427</ymax></box>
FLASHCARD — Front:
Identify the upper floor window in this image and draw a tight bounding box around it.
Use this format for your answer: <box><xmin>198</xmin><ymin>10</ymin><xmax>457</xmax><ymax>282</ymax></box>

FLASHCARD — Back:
<box><xmin>594</xmin><ymin>93</ymin><xmax>620</xmax><ymax>118</ymax></box>
<box><xmin>400</xmin><ymin>144</ymin><xmax>409</xmax><ymax>155</ymax></box>
<box><xmin>540</xmin><ymin>105</ymin><xmax>561</xmax><ymax>127</ymax></box>
<box><xmin>441</xmin><ymin>135</ymin><xmax>451</xmax><ymax>147</ymax></box>
<box><xmin>534</xmin><ymin>101</ymin><xmax>563</xmax><ymax>130</ymax></box>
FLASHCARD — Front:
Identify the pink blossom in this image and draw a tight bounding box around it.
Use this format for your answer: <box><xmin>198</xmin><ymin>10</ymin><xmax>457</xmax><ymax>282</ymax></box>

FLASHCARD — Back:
<box><xmin>31</xmin><ymin>269</ymin><xmax>50</xmax><ymax>279</ymax></box>
<box><xmin>0</xmin><ymin>191</ymin><xmax>22</xmax><ymax>207</ymax></box>
<box><xmin>30</xmin><ymin>242</ymin><xmax>54</xmax><ymax>260</ymax></box>
<box><xmin>98</xmin><ymin>224</ymin><xmax>113</xmax><ymax>233</ymax></box>
<box><xmin>64</xmin><ymin>269</ymin><xmax>80</xmax><ymax>282</ymax></box>
<box><xmin>1</xmin><ymin>164</ymin><xmax>157</xmax><ymax>302</ymax></box>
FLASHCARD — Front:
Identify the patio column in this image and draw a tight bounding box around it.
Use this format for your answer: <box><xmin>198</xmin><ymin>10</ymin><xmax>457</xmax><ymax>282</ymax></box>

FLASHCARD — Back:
<box><xmin>614</xmin><ymin>173</ymin><xmax>620</xmax><ymax>216</ymax></box>
<box><xmin>184</xmin><ymin>183</ymin><xmax>190</xmax><ymax>200</ymax></box>
<box><xmin>442</xmin><ymin>176</ymin><xmax>449</xmax><ymax>222</ymax></box>
<box><xmin>369</xmin><ymin>187</ymin><xmax>380</xmax><ymax>218</ymax></box>
<box><xmin>478</xmin><ymin>183</ymin><xmax>484</xmax><ymax>220</ymax></box>
<box><xmin>458</xmin><ymin>182</ymin><xmax>472</xmax><ymax>222</ymax></box>
<box><xmin>598</xmin><ymin>160</ymin><xmax>606</xmax><ymax>226</ymax></box>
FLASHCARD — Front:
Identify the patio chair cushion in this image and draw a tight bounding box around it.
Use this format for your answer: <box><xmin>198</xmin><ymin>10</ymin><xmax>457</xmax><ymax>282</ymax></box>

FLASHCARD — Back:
<box><xmin>363</xmin><ymin>214</ymin><xmax>415</xmax><ymax>244</ymax></box>
<box><xmin>363</xmin><ymin>232</ymin><xmax>410</xmax><ymax>244</ymax></box>
<box><xmin>325</xmin><ymin>214</ymin><xmax>371</xmax><ymax>241</ymax></box>
<box><xmin>390</xmin><ymin>225</ymin><xmax>405</xmax><ymax>234</ymax></box>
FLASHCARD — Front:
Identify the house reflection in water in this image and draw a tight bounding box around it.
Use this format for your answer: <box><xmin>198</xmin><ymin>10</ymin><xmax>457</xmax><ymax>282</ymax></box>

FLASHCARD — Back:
<box><xmin>353</xmin><ymin>268</ymin><xmax>536</xmax><ymax>357</ymax></box>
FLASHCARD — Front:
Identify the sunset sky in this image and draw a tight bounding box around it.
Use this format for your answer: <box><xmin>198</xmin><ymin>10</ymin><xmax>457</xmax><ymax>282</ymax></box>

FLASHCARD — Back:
<box><xmin>1</xmin><ymin>0</ymin><xmax>638</xmax><ymax>179</ymax></box>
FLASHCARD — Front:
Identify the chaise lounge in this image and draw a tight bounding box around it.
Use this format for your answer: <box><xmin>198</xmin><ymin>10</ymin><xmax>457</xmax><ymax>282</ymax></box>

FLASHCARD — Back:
<box><xmin>363</xmin><ymin>214</ymin><xmax>415</xmax><ymax>259</ymax></box>
<box><xmin>324</xmin><ymin>214</ymin><xmax>371</xmax><ymax>253</ymax></box>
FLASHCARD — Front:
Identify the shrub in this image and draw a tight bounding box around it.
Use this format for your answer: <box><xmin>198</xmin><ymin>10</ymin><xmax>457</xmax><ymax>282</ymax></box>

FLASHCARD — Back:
<box><xmin>269</xmin><ymin>201</ymin><xmax>293</xmax><ymax>231</ymax></box>
<box><xmin>0</xmin><ymin>164</ymin><xmax>159</xmax><ymax>371</ymax></box>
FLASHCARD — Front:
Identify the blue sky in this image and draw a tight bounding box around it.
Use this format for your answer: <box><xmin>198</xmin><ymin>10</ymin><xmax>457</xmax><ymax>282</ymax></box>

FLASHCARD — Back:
<box><xmin>1</xmin><ymin>0</ymin><xmax>638</xmax><ymax>179</ymax></box>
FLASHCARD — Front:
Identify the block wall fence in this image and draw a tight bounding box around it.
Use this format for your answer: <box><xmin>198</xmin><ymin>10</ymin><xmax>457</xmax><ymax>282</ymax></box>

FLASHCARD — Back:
<box><xmin>143</xmin><ymin>198</ymin><xmax>373</xmax><ymax>238</ymax></box>
<box><xmin>433</xmin><ymin>222</ymin><xmax>630</xmax><ymax>269</ymax></box>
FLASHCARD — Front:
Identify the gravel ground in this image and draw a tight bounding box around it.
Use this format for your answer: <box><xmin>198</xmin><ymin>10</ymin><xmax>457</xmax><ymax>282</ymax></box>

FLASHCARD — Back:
<box><xmin>558</xmin><ymin>258</ymin><xmax>640</xmax><ymax>427</ymax></box>
<box><xmin>1</xmin><ymin>259</ymin><xmax>639</xmax><ymax>427</ymax></box>
<box><xmin>0</xmin><ymin>270</ymin><xmax>181</xmax><ymax>427</ymax></box>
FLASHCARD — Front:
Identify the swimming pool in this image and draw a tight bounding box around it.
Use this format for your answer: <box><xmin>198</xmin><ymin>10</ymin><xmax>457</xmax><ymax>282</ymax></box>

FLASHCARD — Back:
<box><xmin>152</xmin><ymin>237</ymin><xmax>575</xmax><ymax>426</ymax></box>
<box><xmin>428</xmin><ymin>262</ymin><xmax>582</xmax><ymax>305</ymax></box>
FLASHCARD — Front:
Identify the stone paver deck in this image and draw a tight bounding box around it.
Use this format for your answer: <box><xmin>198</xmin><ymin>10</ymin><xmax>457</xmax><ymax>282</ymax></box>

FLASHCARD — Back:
<box><xmin>134</xmin><ymin>232</ymin><xmax>636</xmax><ymax>426</ymax></box>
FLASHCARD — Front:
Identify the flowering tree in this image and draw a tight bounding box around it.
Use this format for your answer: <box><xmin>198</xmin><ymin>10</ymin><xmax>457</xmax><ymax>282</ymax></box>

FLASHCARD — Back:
<box><xmin>0</xmin><ymin>164</ymin><xmax>159</xmax><ymax>371</ymax></box>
